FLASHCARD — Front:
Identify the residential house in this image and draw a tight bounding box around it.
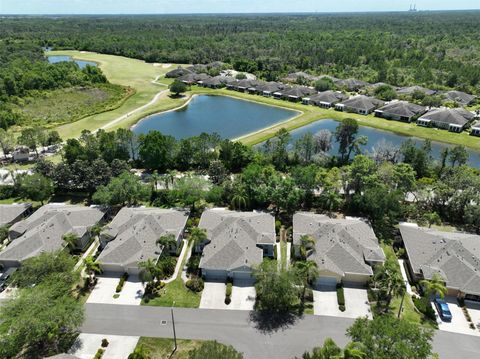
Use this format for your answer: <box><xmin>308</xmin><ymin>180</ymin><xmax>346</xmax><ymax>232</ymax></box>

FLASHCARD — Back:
<box><xmin>293</xmin><ymin>213</ymin><xmax>385</xmax><ymax>287</ymax></box>
<box><xmin>374</xmin><ymin>101</ymin><xmax>427</xmax><ymax>122</ymax></box>
<box><xmin>471</xmin><ymin>121</ymin><xmax>480</xmax><ymax>137</ymax></box>
<box><xmin>0</xmin><ymin>204</ymin><xmax>104</xmax><ymax>268</ymax></box>
<box><xmin>273</xmin><ymin>86</ymin><xmax>292</xmax><ymax>99</ymax></box>
<box><xmin>283</xmin><ymin>72</ymin><xmax>319</xmax><ymax>84</ymax></box>
<box><xmin>417</xmin><ymin>107</ymin><xmax>475</xmax><ymax>132</ymax></box>
<box><xmin>200</xmin><ymin>75</ymin><xmax>235</xmax><ymax>89</ymax></box>
<box><xmin>178</xmin><ymin>73</ymin><xmax>211</xmax><ymax>85</ymax></box>
<box><xmin>165</xmin><ymin>66</ymin><xmax>194</xmax><ymax>78</ymax></box>
<box><xmin>334</xmin><ymin>78</ymin><xmax>369</xmax><ymax>92</ymax></box>
<box><xmin>12</xmin><ymin>146</ymin><xmax>30</xmax><ymax>162</ymax></box>
<box><xmin>442</xmin><ymin>91</ymin><xmax>476</xmax><ymax>106</ymax></box>
<box><xmin>303</xmin><ymin>90</ymin><xmax>348</xmax><ymax>108</ymax></box>
<box><xmin>397</xmin><ymin>86</ymin><xmax>436</xmax><ymax>96</ymax></box>
<box><xmin>0</xmin><ymin>203</ymin><xmax>32</xmax><ymax>228</ymax></box>
<box><xmin>400</xmin><ymin>223</ymin><xmax>480</xmax><ymax>302</ymax></box>
<box><xmin>97</xmin><ymin>207</ymin><xmax>189</xmax><ymax>275</ymax></box>
<box><xmin>281</xmin><ymin>86</ymin><xmax>316</xmax><ymax>102</ymax></box>
<box><xmin>255</xmin><ymin>82</ymin><xmax>285</xmax><ymax>97</ymax></box>
<box><xmin>198</xmin><ymin>209</ymin><xmax>276</xmax><ymax>281</ymax></box>
<box><xmin>335</xmin><ymin>95</ymin><xmax>384</xmax><ymax>115</ymax></box>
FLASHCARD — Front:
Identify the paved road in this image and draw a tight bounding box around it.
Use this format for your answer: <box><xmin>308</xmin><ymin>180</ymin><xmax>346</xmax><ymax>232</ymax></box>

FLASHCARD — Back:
<box><xmin>83</xmin><ymin>304</ymin><xmax>480</xmax><ymax>359</ymax></box>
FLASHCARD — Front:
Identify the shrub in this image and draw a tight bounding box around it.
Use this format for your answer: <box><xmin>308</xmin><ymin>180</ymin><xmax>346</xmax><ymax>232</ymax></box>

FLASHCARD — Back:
<box><xmin>275</xmin><ymin>220</ymin><xmax>282</xmax><ymax>234</ymax></box>
<box><xmin>94</xmin><ymin>348</ymin><xmax>105</xmax><ymax>359</ymax></box>
<box><xmin>225</xmin><ymin>296</ymin><xmax>231</xmax><ymax>305</ymax></box>
<box><xmin>336</xmin><ymin>284</ymin><xmax>345</xmax><ymax>307</ymax></box>
<box><xmin>186</xmin><ymin>255</ymin><xmax>201</xmax><ymax>276</ymax></box>
<box><xmin>339</xmin><ymin>304</ymin><xmax>346</xmax><ymax>312</ymax></box>
<box><xmin>101</xmin><ymin>338</ymin><xmax>109</xmax><ymax>347</ymax></box>
<box><xmin>226</xmin><ymin>282</ymin><xmax>233</xmax><ymax>297</ymax></box>
<box><xmin>186</xmin><ymin>277</ymin><xmax>204</xmax><ymax>292</ymax></box>
<box><xmin>304</xmin><ymin>287</ymin><xmax>313</xmax><ymax>302</ymax></box>
<box><xmin>413</xmin><ymin>296</ymin><xmax>436</xmax><ymax>321</ymax></box>
<box><xmin>145</xmin><ymin>281</ymin><xmax>165</xmax><ymax>297</ymax></box>
<box><xmin>158</xmin><ymin>257</ymin><xmax>176</xmax><ymax>279</ymax></box>
<box><xmin>115</xmin><ymin>273</ymin><xmax>129</xmax><ymax>293</ymax></box>
<box><xmin>273</xmin><ymin>244</ymin><xmax>278</xmax><ymax>259</ymax></box>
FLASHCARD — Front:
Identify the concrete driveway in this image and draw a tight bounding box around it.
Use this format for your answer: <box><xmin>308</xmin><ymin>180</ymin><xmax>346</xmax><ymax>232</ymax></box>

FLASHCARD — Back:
<box><xmin>200</xmin><ymin>279</ymin><xmax>256</xmax><ymax>310</ymax></box>
<box><xmin>70</xmin><ymin>333</ymin><xmax>139</xmax><ymax>359</ymax></box>
<box><xmin>467</xmin><ymin>302</ymin><xmax>480</xmax><ymax>333</ymax></box>
<box><xmin>87</xmin><ymin>275</ymin><xmax>144</xmax><ymax>306</ymax></box>
<box><xmin>313</xmin><ymin>286</ymin><xmax>371</xmax><ymax>319</ymax></box>
<box><xmin>200</xmin><ymin>281</ymin><xmax>228</xmax><ymax>309</ymax></box>
<box><xmin>343</xmin><ymin>287</ymin><xmax>372</xmax><ymax>319</ymax></box>
<box><xmin>434</xmin><ymin>297</ymin><xmax>480</xmax><ymax>336</ymax></box>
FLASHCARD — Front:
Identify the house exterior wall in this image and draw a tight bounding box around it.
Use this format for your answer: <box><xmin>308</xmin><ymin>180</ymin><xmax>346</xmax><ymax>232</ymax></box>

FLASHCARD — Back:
<box><xmin>343</xmin><ymin>273</ymin><xmax>371</xmax><ymax>286</ymax></box>
<box><xmin>258</xmin><ymin>243</ymin><xmax>274</xmax><ymax>257</ymax></box>
<box><xmin>202</xmin><ymin>269</ymin><xmax>228</xmax><ymax>281</ymax></box>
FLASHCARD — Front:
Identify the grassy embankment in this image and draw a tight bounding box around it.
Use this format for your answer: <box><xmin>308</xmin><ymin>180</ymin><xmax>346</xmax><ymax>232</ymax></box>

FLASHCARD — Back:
<box><xmin>44</xmin><ymin>52</ymin><xmax>480</xmax><ymax>151</ymax></box>
<box><xmin>134</xmin><ymin>337</ymin><xmax>232</xmax><ymax>359</ymax></box>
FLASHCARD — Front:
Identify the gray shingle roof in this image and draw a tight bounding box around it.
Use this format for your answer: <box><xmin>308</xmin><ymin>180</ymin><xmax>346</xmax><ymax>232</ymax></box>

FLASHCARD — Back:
<box><xmin>256</xmin><ymin>82</ymin><xmax>285</xmax><ymax>93</ymax></box>
<box><xmin>0</xmin><ymin>203</ymin><xmax>32</xmax><ymax>227</ymax></box>
<box><xmin>400</xmin><ymin>223</ymin><xmax>480</xmax><ymax>296</ymax></box>
<box><xmin>307</xmin><ymin>90</ymin><xmax>348</xmax><ymax>105</ymax></box>
<box><xmin>443</xmin><ymin>91</ymin><xmax>476</xmax><ymax>106</ymax></box>
<box><xmin>338</xmin><ymin>95</ymin><xmax>384</xmax><ymax>112</ymax></box>
<box><xmin>97</xmin><ymin>207</ymin><xmax>189</xmax><ymax>269</ymax></box>
<box><xmin>0</xmin><ymin>204</ymin><xmax>104</xmax><ymax>263</ymax></box>
<box><xmin>375</xmin><ymin>101</ymin><xmax>426</xmax><ymax>118</ymax></box>
<box><xmin>283</xmin><ymin>72</ymin><xmax>319</xmax><ymax>82</ymax></box>
<box><xmin>199</xmin><ymin>209</ymin><xmax>275</xmax><ymax>272</ymax></box>
<box><xmin>165</xmin><ymin>67</ymin><xmax>194</xmax><ymax>78</ymax></box>
<box><xmin>397</xmin><ymin>86</ymin><xmax>436</xmax><ymax>96</ymax></box>
<box><xmin>293</xmin><ymin>213</ymin><xmax>385</xmax><ymax>277</ymax></box>
<box><xmin>178</xmin><ymin>73</ymin><xmax>211</xmax><ymax>83</ymax></box>
<box><xmin>334</xmin><ymin>78</ymin><xmax>369</xmax><ymax>91</ymax></box>
<box><xmin>283</xmin><ymin>86</ymin><xmax>316</xmax><ymax>98</ymax></box>
<box><xmin>419</xmin><ymin>108</ymin><xmax>474</xmax><ymax>126</ymax></box>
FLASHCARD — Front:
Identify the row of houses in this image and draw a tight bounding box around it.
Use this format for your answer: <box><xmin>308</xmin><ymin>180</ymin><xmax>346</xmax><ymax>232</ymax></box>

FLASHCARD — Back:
<box><xmin>2</xmin><ymin>204</ymin><xmax>480</xmax><ymax>302</ymax></box>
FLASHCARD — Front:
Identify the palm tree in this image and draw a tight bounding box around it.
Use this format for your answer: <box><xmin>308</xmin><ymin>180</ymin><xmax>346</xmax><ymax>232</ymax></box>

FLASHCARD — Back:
<box><xmin>84</xmin><ymin>256</ymin><xmax>101</xmax><ymax>285</ymax></box>
<box><xmin>156</xmin><ymin>233</ymin><xmax>177</xmax><ymax>255</ymax></box>
<box><xmin>189</xmin><ymin>227</ymin><xmax>207</xmax><ymax>248</ymax></box>
<box><xmin>150</xmin><ymin>170</ymin><xmax>160</xmax><ymax>191</ymax></box>
<box><xmin>299</xmin><ymin>235</ymin><xmax>316</xmax><ymax>259</ymax></box>
<box><xmin>295</xmin><ymin>260</ymin><xmax>319</xmax><ymax>303</ymax></box>
<box><xmin>420</xmin><ymin>273</ymin><xmax>447</xmax><ymax>299</ymax></box>
<box><xmin>374</xmin><ymin>262</ymin><xmax>404</xmax><ymax>310</ymax></box>
<box><xmin>164</xmin><ymin>169</ymin><xmax>177</xmax><ymax>190</ymax></box>
<box><xmin>342</xmin><ymin>342</ymin><xmax>366</xmax><ymax>359</ymax></box>
<box><xmin>138</xmin><ymin>259</ymin><xmax>159</xmax><ymax>286</ymax></box>
<box><xmin>231</xmin><ymin>193</ymin><xmax>248</xmax><ymax>211</ymax></box>
<box><xmin>63</xmin><ymin>232</ymin><xmax>80</xmax><ymax>252</ymax></box>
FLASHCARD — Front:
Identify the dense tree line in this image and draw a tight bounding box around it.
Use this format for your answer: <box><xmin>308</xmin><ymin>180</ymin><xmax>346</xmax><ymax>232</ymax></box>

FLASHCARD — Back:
<box><xmin>0</xmin><ymin>41</ymin><xmax>109</xmax><ymax>129</ymax></box>
<box><xmin>2</xmin><ymin>13</ymin><xmax>480</xmax><ymax>92</ymax></box>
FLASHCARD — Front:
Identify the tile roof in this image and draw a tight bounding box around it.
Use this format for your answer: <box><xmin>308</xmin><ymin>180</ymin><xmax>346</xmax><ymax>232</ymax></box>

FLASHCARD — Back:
<box><xmin>400</xmin><ymin>223</ymin><xmax>480</xmax><ymax>296</ymax></box>
<box><xmin>0</xmin><ymin>204</ymin><xmax>104</xmax><ymax>263</ymax></box>
<box><xmin>97</xmin><ymin>207</ymin><xmax>189</xmax><ymax>269</ymax></box>
<box><xmin>293</xmin><ymin>213</ymin><xmax>385</xmax><ymax>277</ymax></box>
<box><xmin>199</xmin><ymin>209</ymin><xmax>275</xmax><ymax>272</ymax></box>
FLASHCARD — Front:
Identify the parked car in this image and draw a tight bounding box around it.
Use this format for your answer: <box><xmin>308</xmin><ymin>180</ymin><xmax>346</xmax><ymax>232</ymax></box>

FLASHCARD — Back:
<box><xmin>0</xmin><ymin>268</ymin><xmax>17</xmax><ymax>293</ymax></box>
<box><xmin>434</xmin><ymin>297</ymin><xmax>453</xmax><ymax>322</ymax></box>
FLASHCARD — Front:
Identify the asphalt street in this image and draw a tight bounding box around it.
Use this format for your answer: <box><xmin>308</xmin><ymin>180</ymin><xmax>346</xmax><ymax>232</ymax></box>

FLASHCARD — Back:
<box><xmin>83</xmin><ymin>303</ymin><xmax>480</xmax><ymax>359</ymax></box>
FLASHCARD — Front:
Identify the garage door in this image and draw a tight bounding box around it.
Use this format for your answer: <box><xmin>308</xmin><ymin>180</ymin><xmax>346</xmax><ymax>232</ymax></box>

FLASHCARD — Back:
<box><xmin>203</xmin><ymin>269</ymin><xmax>228</xmax><ymax>281</ymax></box>
<box><xmin>232</xmin><ymin>271</ymin><xmax>253</xmax><ymax>280</ymax></box>
<box><xmin>316</xmin><ymin>276</ymin><xmax>337</xmax><ymax>289</ymax></box>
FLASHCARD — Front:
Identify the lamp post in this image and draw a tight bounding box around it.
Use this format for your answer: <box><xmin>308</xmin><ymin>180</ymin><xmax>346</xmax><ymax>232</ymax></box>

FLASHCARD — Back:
<box><xmin>171</xmin><ymin>301</ymin><xmax>177</xmax><ymax>352</ymax></box>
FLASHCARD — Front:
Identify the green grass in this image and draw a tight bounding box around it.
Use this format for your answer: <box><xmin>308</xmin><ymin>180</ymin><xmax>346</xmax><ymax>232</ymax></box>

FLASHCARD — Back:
<box><xmin>135</xmin><ymin>337</ymin><xmax>227</xmax><ymax>359</ymax></box>
<box><xmin>13</xmin><ymin>85</ymin><xmax>131</xmax><ymax>130</ymax></box>
<box><xmin>46</xmin><ymin>51</ymin><xmax>186</xmax><ymax>138</ymax></box>
<box><xmin>142</xmin><ymin>243</ymin><xmax>201</xmax><ymax>308</ymax></box>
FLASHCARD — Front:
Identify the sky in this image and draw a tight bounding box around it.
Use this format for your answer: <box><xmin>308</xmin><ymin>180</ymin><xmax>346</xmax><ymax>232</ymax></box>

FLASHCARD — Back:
<box><xmin>0</xmin><ymin>0</ymin><xmax>479</xmax><ymax>14</ymax></box>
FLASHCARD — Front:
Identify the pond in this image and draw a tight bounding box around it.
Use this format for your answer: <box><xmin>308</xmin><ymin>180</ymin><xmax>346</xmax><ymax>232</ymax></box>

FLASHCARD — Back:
<box><xmin>132</xmin><ymin>95</ymin><xmax>299</xmax><ymax>140</ymax></box>
<box><xmin>47</xmin><ymin>55</ymin><xmax>98</xmax><ymax>69</ymax></box>
<box><xmin>273</xmin><ymin>119</ymin><xmax>480</xmax><ymax>167</ymax></box>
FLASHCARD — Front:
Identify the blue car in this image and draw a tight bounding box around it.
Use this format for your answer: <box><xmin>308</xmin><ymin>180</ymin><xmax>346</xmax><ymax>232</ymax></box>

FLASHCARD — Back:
<box><xmin>434</xmin><ymin>298</ymin><xmax>453</xmax><ymax>322</ymax></box>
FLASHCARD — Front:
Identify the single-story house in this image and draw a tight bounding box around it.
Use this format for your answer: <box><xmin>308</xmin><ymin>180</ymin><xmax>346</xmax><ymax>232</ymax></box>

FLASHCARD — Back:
<box><xmin>283</xmin><ymin>72</ymin><xmax>319</xmax><ymax>83</ymax></box>
<box><xmin>255</xmin><ymin>82</ymin><xmax>284</xmax><ymax>97</ymax></box>
<box><xmin>12</xmin><ymin>146</ymin><xmax>30</xmax><ymax>162</ymax></box>
<box><xmin>0</xmin><ymin>203</ymin><xmax>32</xmax><ymax>228</ymax></box>
<box><xmin>0</xmin><ymin>204</ymin><xmax>105</xmax><ymax>268</ymax></box>
<box><xmin>442</xmin><ymin>90</ymin><xmax>476</xmax><ymax>106</ymax></box>
<box><xmin>97</xmin><ymin>207</ymin><xmax>189</xmax><ymax>275</ymax></box>
<box><xmin>397</xmin><ymin>86</ymin><xmax>436</xmax><ymax>96</ymax></box>
<box><xmin>400</xmin><ymin>223</ymin><xmax>480</xmax><ymax>302</ymax></box>
<box><xmin>335</xmin><ymin>95</ymin><xmax>385</xmax><ymax>115</ymax></box>
<box><xmin>282</xmin><ymin>86</ymin><xmax>316</xmax><ymax>102</ymax></box>
<box><xmin>165</xmin><ymin>66</ymin><xmax>194</xmax><ymax>79</ymax></box>
<box><xmin>293</xmin><ymin>213</ymin><xmax>385</xmax><ymax>287</ymax></box>
<box><xmin>198</xmin><ymin>209</ymin><xmax>276</xmax><ymax>281</ymax></box>
<box><xmin>417</xmin><ymin>107</ymin><xmax>475</xmax><ymax>132</ymax></box>
<box><xmin>471</xmin><ymin>121</ymin><xmax>480</xmax><ymax>137</ymax></box>
<box><xmin>273</xmin><ymin>86</ymin><xmax>292</xmax><ymax>99</ymax></box>
<box><xmin>334</xmin><ymin>78</ymin><xmax>370</xmax><ymax>92</ymax></box>
<box><xmin>303</xmin><ymin>90</ymin><xmax>348</xmax><ymax>108</ymax></box>
<box><xmin>227</xmin><ymin>79</ymin><xmax>261</xmax><ymax>92</ymax></box>
<box><xmin>200</xmin><ymin>75</ymin><xmax>235</xmax><ymax>88</ymax></box>
<box><xmin>178</xmin><ymin>73</ymin><xmax>211</xmax><ymax>85</ymax></box>
<box><xmin>186</xmin><ymin>64</ymin><xmax>208</xmax><ymax>73</ymax></box>
<box><xmin>374</xmin><ymin>101</ymin><xmax>427</xmax><ymax>122</ymax></box>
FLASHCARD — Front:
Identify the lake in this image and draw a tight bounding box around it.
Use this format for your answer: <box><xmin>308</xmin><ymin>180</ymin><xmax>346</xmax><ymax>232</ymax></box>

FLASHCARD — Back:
<box><xmin>132</xmin><ymin>95</ymin><xmax>299</xmax><ymax>139</ymax></box>
<box><xmin>47</xmin><ymin>55</ymin><xmax>98</xmax><ymax>69</ymax></box>
<box><xmin>276</xmin><ymin>119</ymin><xmax>480</xmax><ymax>167</ymax></box>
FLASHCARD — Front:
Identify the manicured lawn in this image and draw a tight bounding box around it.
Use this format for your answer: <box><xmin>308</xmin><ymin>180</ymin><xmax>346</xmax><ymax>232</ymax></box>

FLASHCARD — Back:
<box><xmin>135</xmin><ymin>337</ymin><xmax>226</xmax><ymax>359</ymax></box>
<box><xmin>142</xmin><ymin>243</ymin><xmax>201</xmax><ymax>308</ymax></box>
